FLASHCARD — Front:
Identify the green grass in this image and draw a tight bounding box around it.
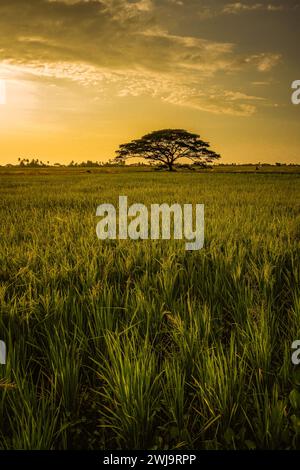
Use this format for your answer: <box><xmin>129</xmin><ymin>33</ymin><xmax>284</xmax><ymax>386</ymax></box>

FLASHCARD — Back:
<box><xmin>0</xmin><ymin>168</ymin><xmax>299</xmax><ymax>449</ymax></box>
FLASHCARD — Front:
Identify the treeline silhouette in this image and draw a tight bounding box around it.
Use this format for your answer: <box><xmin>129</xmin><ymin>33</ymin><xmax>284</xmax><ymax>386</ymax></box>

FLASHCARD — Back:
<box><xmin>2</xmin><ymin>158</ymin><xmax>298</xmax><ymax>168</ymax></box>
<box><xmin>15</xmin><ymin>158</ymin><xmax>127</xmax><ymax>168</ymax></box>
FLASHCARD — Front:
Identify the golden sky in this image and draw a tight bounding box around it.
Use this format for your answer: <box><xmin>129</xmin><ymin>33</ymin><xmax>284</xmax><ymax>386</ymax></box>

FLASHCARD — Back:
<box><xmin>0</xmin><ymin>0</ymin><xmax>300</xmax><ymax>164</ymax></box>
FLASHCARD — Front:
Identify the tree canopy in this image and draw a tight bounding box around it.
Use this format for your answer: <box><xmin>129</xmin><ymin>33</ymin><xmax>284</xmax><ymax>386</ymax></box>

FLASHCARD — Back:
<box><xmin>115</xmin><ymin>129</ymin><xmax>221</xmax><ymax>171</ymax></box>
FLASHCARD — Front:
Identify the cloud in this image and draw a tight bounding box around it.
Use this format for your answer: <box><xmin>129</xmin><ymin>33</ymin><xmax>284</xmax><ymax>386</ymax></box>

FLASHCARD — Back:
<box><xmin>160</xmin><ymin>84</ymin><xmax>262</xmax><ymax>116</ymax></box>
<box><xmin>252</xmin><ymin>81</ymin><xmax>270</xmax><ymax>86</ymax></box>
<box><xmin>223</xmin><ymin>2</ymin><xmax>285</xmax><ymax>14</ymax></box>
<box><xmin>245</xmin><ymin>53</ymin><xmax>282</xmax><ymax>72</ymax></box>
<box><xmin>0</xmin><ymin>0</ymin><xmax>282</xmax><ymax>117</ymax></box>
<box><xmin>1</xmin><ymin>56</ymin><xmax>267</xmax><ymax>117</ymax></box>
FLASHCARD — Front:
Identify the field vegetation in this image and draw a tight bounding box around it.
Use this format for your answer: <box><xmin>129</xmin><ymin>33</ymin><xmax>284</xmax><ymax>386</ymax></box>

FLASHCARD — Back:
<box><xmin>0</xmin><ymin>167</ymin><xmax>299</xmax><ymax>449</ymax></box>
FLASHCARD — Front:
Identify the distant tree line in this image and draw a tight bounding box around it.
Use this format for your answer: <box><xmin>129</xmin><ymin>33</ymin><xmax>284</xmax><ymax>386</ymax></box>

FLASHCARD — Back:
<box><xmin>17</xmin><ymin>158</ymin><xmax>50</xmax><ymax>167</ymax></box>
<box><xmin>1</xmin><ymin>158</ymin><xmax>297</xmax><ymax>169</ymax></box>
<box><xmin>14</xmin><ymin>158</ymin><xmax>126</xmax><ymax>168</ymax></box>
<box><xmin>67</xmin><ymin>159</ymin><xmax>125</xmax><ymax>167</ymax></box>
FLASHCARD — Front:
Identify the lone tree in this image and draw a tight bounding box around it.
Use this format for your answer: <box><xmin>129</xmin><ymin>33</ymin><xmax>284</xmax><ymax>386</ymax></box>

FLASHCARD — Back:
<box><xmin>115</xmin><ymin>129</ymin><xmax>220</xmax><ymax>171</ymax></box>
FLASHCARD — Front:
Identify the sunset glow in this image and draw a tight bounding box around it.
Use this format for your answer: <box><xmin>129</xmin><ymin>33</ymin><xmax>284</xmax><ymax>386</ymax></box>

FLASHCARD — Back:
<box><xmin>0</xmin><ymin>0</ymin><xmax>299</xmax><ymax>164</ymax></box>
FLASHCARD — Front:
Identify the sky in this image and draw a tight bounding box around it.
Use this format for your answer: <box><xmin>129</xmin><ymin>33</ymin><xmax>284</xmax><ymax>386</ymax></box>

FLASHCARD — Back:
<box><xmin>0</xmin><ymin>0</ymin><xmax>299</xmax><ymax>165</ymax></box>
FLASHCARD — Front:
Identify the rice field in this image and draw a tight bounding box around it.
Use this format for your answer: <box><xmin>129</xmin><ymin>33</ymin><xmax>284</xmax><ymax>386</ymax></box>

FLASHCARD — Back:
<box><xmin>0</xmin><ymin>167</ymin><xmax>299</xmax><ymax>450</ymax></box>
